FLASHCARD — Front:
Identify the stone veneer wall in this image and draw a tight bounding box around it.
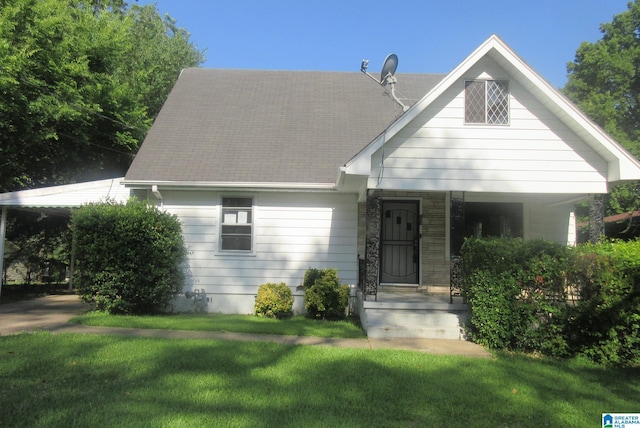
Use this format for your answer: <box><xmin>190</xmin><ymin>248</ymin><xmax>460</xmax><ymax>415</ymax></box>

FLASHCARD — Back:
<box><xmin>357</xmin><ymin>191</ymin><xmax>449</xmax><ymax>288</ymax></box>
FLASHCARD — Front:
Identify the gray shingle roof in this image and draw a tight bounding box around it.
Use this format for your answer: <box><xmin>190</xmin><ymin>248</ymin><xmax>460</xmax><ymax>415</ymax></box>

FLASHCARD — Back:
<box><xmin>125</xmin><ymin>68</ymin><xmax>444</xmax><ymax>185</ymax></box>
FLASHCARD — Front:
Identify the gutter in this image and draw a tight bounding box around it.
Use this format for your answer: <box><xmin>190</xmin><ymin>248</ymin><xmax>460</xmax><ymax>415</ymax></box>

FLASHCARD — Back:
<box><xmin>123</xmin><ymin>180</ymin><xmax>339</xmax><ymax>192</ymax></box>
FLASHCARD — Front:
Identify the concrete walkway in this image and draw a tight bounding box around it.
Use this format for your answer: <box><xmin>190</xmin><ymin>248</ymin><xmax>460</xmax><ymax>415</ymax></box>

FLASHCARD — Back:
<box><xmin>0</xmin><ymin>294</ymin><xmax>492</xmax><ymax>358</ymax></box>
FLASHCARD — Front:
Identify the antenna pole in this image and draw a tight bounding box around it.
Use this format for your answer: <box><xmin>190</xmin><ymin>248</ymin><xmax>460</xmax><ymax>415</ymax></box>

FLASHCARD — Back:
<box><xmin>386</xmin><ymin>78</ymin><xmax>409</xmax><ymax>112</ymax></box>
<box><xmin>363</xmin><ymin>71</ymin><xmax>381</xmax><ymax>84</ymax></box>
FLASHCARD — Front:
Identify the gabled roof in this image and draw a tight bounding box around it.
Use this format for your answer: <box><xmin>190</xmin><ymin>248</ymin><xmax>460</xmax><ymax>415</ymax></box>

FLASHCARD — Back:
<box><xmin>345</xmin><ymin>35</ymin><xmax>640</xmax><ymax>183</ymax></box>
<box><xmin>124</xmin><ymin>68</ymin><xmax>444</xmax><ymax>187</ymax></box>
<box><xmin>0</xmin><ymin>178</ymin><xmax>129</xmax><ymax>208</ymax></box>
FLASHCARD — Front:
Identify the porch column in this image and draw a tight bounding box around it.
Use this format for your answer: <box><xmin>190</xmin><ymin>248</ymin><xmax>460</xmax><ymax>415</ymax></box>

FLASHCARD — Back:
<box><xmin>449</xmin><ymin>192</ymin><xmax>465</xmax><ymax>303</ymax></box>
<box><xmin>449</xmin><ymin>191</ymin><xmax>465</xmax><ymax>256</ymax></box>
<box><xmin>588</xmin><ymin>194</ymin><xmax>605</xmax><ymax>244</ymax></box>
<box><xmin>364</xmin><ymin>192</ymin><xmax>381</xmax><ymax>300</ymax></box>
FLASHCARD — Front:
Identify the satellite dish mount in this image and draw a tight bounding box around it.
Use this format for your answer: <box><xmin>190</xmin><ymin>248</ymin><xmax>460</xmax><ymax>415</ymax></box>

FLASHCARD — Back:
<box><xmin>361</xmin><ymin>54</ymin><xmax>408</xmax><ymax>112</ymax></box>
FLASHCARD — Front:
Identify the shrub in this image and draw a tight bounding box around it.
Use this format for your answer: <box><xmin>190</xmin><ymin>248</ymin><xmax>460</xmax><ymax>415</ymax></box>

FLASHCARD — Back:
<box><xmin>461</xmin><ymin>238</ymin><xmax>571</xmax><ymax>356</ymax></box>
<box><xmin>254</xmin><ymin>282</ymin><xmax>293</xmax><ymax>319</ymax></box>
<box><xmin>565</xmin><ymin>241</ymin><xmax>640</xmax><ymax>366</ymax></box>
<box><xmin>461</xmin><ymin>237</ymin><xmax>640</xmax><ymax>366</ymax></box>
<box><xmin>304</xmin><ymin>268</ymin><xmax>349</xmax><ymax>320</ymax></box>
<box><xmin>72</xmin><ymin>199</ymin><xmax>186</xmax><ymax>314</ymax></box>
<box><xmin>302</xmin><ymin>267</ymin><xmax>325</xmax><ymax>289</ymax></box>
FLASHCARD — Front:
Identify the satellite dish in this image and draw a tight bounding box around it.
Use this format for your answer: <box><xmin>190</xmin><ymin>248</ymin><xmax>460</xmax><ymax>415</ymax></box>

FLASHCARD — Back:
<box><xmin>360</xmin><ymin>53</ymin><xmax>408</xmax><ymax>112</ymax></box>
<box><xmin>380</xmin><ymin>54</ymin><xmax>398</xmax><ymax>82</ymax></box>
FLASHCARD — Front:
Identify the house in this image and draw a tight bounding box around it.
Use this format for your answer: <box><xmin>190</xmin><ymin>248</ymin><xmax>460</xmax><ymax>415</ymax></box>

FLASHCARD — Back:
<box><xmin>3</xmin><ymin>35</ymin><xmax>640</xmax><ymax>338</ymax></box>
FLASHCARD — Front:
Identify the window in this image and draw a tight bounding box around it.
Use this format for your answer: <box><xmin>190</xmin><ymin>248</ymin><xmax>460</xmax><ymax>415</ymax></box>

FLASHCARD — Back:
<box><xmin>465</xmin><ymin>80</ymin><xmax>509</xmax><ymax>124</ymax></box>
<box><xmin>465</xmin><ymin>202</ymin><xmax>523</xmax><ymax>239</ymax></box>
<box><xmin>221</xmin><ymin>197</ymin><xmax>253</xmax><ymax>251</ymax></box>
<box><xmin>450</xmin><ymin>202</ymin><xmax>523</xmax><ymax>256</ymax></box>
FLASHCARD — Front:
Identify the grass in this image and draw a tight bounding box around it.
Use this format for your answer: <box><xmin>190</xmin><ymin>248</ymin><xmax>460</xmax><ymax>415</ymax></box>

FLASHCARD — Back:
<box><xmin>0</xmin><ymin>331</ymin><xmax>638</xmax><ymax>427</ymax></box>
<box><xmin>70</xmin><ymin>312</ymin><xmax>366</xmax><ymax>338</ymax></box>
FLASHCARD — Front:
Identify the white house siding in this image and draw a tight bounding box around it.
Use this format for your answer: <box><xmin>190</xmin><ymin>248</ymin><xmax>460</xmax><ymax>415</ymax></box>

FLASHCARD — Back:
<box><xmin>368</xmin><ymin>57</ymin><xmax>609</xmax><ymax>194</ymax></box>
<box><xmin>160</xmin><ymin>190</ymin><xmax>358</xmax><ymax>314</ymax></box>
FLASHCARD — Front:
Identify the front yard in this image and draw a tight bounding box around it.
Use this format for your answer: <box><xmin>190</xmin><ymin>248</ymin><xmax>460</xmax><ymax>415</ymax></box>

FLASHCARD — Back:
<box><xmin>1</xmin><ymin>331</ymin><xmax>637</xmax><ymax>427</ymax></box>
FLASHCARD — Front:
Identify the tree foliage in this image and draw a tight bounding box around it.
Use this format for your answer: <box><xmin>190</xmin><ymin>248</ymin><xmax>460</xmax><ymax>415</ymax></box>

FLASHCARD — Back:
<box><xmin>563</xmin><ymin>1</ymin><xmax>640</xmax><ymax>217</ymax></box>
<box><xmin>3</xmin><ymin>212</ymin><xmax>71</xmax><ymax>284</ymax></box>
<box><xmin>0</xmin><ymin>0</ymin><xmax>204</xmax><ymax>192</ymax></box>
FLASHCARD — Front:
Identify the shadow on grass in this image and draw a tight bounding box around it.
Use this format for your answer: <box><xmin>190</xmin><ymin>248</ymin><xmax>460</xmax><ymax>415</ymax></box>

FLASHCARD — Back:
<box><xmin>71</xmin><ymin>312</ymin><xmax>366</xmax><ymax>338</ymax></box>
<box><xmin>0</xmin><ymin>333</ymin><xmax>637</xmax><ymax>427</ymax></box>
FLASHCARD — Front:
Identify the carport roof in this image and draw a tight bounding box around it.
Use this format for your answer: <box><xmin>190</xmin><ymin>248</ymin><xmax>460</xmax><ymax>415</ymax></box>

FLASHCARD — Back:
<box><xmin>0</xmin><ymin>178</ymin><xmax>129</xmax><ymax>209</ymax></box>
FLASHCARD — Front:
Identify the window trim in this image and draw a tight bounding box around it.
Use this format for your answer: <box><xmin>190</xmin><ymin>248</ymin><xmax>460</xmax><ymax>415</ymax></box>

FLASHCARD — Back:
<box><xmin>219</xmin><ymin>195</ymin><xmax>255</xmax><ymax>254</ymax></box>
<box><xmin>464</xmin><ymin>79</ymin><xmax>510</xmax><ymax>126</ymax></box>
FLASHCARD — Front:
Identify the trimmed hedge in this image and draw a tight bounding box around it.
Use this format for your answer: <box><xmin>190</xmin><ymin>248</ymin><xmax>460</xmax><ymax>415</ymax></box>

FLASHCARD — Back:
<box><xmin>72</xmin><ymin>199</ymin><xmax>186</xmax><ymax>314</ymax></box>
<box><xmin>461</xmin><ymin>237</ymin><xmax>640</xmax><ymax>367</ymax></box>
<box><xmin>254</xmin><ymin>282</ymin><xmax>293</xmax><ymax>319</ymax></box>
<box><xmin>461</xmin><ymin>238</ymin><xmax>570</xmax><ymax>355</ymax></box>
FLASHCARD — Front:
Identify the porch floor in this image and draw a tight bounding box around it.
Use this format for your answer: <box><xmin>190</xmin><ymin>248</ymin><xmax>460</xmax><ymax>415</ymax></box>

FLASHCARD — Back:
<box><xmin>361</xmin><ymin>287</ymin><xmax>467</xmax><ymax>310</ymax></box>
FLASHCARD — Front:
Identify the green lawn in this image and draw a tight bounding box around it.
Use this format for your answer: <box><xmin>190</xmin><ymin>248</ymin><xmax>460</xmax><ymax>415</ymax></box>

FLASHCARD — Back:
<box><xmin>70</xmin><ymin>312</ymin><xmax>366</xmax><ymax>338</ymax></box>
<box><xmin>1</xmin><ymin>332</ymin><xmax>638</xmax><ymax>427</ymax></box>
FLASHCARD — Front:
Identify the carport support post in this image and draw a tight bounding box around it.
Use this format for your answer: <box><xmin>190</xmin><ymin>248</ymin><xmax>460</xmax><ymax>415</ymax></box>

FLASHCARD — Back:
<box><xmin>68</xmin><ymin>227</ymin><xmax>76</xmax><ymax>292</ymax></box>
<box><xmin>0</xmin><ymin>207</ymin><xmax>7</xmax><ymax>298</ymax></box>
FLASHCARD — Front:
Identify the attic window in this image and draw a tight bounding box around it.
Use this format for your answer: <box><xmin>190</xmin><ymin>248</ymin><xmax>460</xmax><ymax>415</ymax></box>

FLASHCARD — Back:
<box><xmin>221</xmin><ymin>197</ymin><xmax>253</xmax><ymax>251</ymax></box>
<box><xmin>465</xmin><ymin>80</ymin><xmax>509</xmax><ymax>125</ymax></box>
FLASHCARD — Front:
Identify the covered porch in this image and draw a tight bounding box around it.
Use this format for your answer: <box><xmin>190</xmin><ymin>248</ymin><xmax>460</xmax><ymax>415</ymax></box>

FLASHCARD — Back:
<box><xmin>354</xmin><ymin>189</ymin><xmax>605</xmax><ymax>340</ymax></box>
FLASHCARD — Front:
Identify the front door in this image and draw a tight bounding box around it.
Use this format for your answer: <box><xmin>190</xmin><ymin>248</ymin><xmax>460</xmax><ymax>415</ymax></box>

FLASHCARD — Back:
<box><xmin>380</xmin><ymin>201</ymin><xmax>420</xmax><ymax>284</ymax></box>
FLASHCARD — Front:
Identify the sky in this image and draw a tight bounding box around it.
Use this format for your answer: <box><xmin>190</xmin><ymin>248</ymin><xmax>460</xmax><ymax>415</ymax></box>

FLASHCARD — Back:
<box><xmin>137</xmin><ymin>0</ymin><xmax>630</xmax><ymax>89</ymax></box>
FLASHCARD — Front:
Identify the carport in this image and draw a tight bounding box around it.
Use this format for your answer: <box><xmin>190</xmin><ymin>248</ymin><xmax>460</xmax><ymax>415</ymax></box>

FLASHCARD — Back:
<box><xmin>0</xmin><ymin>178</ymin><xmax>129</xmax><ymax>295</ymax></box>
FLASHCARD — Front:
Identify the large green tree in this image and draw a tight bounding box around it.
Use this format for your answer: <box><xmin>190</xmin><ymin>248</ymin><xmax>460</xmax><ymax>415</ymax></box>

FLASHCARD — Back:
<box><xmin>563</xmin><ymin>1</ymin><xmax>640</xmax><ymax>217</ymax></box>
<box><xmin>0</xmin><ymin>0</ymin><xmax>204</xmax><ymax>192</ymax></box>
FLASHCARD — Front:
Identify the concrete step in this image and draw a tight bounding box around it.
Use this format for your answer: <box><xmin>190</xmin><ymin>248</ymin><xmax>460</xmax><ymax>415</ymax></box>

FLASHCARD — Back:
<box><xmin>363</xmin><ymin>308</ymin><xmax>469</xmax><ymax>340</ymax></box>
<box><xmin>366</xmin><ymin>323</ymin><xmax>465</xmax><ymax>340</ymax></box>
<box><xmin>357</xmin><ymin>288</ymin><xmax>470</xmax><ymax>340</ymax></box>
<box><xmin>365</xmin><ymin>309</ymin><xmax>467</xmax><ymax>327</ymax></box>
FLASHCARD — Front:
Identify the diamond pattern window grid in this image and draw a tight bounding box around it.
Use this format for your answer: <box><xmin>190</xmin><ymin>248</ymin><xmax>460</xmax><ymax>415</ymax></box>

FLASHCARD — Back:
<box><xmin>464</xmin><ymin>81</ymin><xmax>486</xmax><ymax>123</ymax></box>
<box><xmin>465</xmin><ymin>80</ymin><xmax>509</xmax><ymax>125</ymax></box>
<box><xmin>487</xmin><ymin>81</ymin><xmax>509</xmax><ymax>124</ymax></box>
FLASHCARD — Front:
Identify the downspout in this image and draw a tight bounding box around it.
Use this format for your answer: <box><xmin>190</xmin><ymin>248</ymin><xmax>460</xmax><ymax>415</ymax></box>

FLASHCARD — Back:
<box><xmin>0</xmin><ymin>207</ymin><xmax>7</xmax><ymax>298</ymax></box>
<box><xmin>152</xmin><ymin>185</ymin><xmax>163</xmax><ymax>208</ymax></box>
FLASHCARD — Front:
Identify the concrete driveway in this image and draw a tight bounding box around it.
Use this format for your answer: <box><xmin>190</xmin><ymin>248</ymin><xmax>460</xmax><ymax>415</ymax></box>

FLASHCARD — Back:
<box><xmin>0</xmin><ymin>293</ymin><xmax>91</xmax><ymax>335</ymax></box>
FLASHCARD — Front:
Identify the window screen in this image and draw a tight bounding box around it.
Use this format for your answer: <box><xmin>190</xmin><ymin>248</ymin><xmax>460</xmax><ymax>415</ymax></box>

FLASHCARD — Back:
<box><xmin>221</xmin><ymin>197</ymin><xmax>253</xmax><ymax>251</ymax></box>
